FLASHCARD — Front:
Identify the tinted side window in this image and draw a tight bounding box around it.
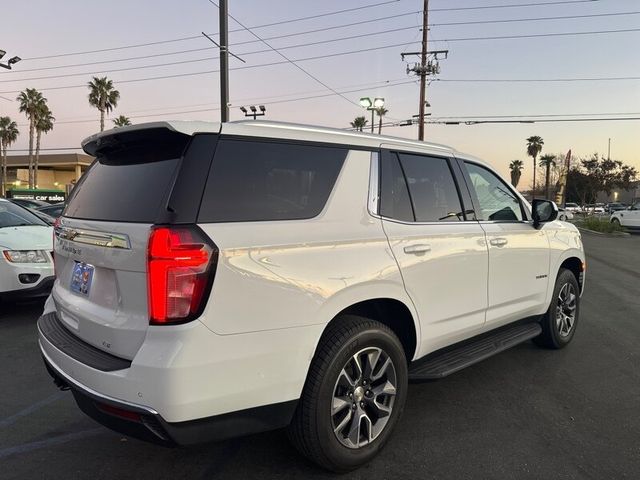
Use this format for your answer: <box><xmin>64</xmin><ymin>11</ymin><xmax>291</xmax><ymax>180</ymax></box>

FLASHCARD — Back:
<box><xmin>198</xmin><ymin>140</ymin><xmax>347</xmax><ymax>222</ymax></box>
<box><xmin>380</xmin><ymin>152</ymin><xmax>414</xmax><ymax>222</ymax></box>
<box><xmin>398</xmin><ymin>153</ymin><xmax>463</xmax><ymax>222</ymax></box>
<box><xmin>465</xmin><ymin>162</ymin><xmax>524</xmax><ymax>221</ymax></box>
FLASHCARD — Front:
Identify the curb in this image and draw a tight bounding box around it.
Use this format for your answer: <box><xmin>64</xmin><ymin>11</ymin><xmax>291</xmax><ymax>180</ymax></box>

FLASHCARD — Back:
<box><xmin>576</xmin><ymin>226</ymin><xmax>630</xmax><ymax>237</ymax></box>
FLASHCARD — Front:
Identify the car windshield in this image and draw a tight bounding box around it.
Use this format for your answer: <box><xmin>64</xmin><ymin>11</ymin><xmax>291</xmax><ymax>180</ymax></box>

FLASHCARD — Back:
<box><xmin>0</xmin><ymin>201</ymin><xmax>48</xmax><ymax>227</ymax></box>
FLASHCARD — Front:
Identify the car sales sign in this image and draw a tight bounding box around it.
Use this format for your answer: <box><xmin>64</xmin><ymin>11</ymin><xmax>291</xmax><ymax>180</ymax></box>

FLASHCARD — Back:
<box><xmin>7</xmin><ymin>189</ymin><xmax>66</xmax><ymax>204</ymax></box>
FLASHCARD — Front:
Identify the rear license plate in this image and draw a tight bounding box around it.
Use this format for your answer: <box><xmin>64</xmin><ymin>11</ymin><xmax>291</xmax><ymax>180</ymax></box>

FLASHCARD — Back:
<box><xmin>70</xmin><ymin>262</ymin><xmax>94</xmax><ymax>296</ymax></box>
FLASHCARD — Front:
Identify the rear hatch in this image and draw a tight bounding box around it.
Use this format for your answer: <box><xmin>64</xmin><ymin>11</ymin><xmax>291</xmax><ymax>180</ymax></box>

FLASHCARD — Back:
<box><xmin>52</xmin><ymin>124</ymin><xmax>218</xmax><ymax>360</ymax></box>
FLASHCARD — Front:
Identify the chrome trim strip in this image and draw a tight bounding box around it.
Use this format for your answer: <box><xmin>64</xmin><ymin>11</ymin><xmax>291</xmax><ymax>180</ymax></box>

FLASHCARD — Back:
<box><xmin>368</xmin><ymin>151</ymin><xmax>380</xmax><ymax>216</ymax></box>
<box><xmin>39</xmin><ymin>339</ymin><xmax>159</xmax><ymax>416</ymax></box>
<box><xmin>54</xmin><ymin>226</ymin><xmax>131</xmax><ymax>250</ymax></box>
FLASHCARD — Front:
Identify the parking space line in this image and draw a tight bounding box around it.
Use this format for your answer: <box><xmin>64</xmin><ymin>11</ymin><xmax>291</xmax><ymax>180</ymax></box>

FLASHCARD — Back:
<box><xmin>0</xmin><ymin>392</ymin><xmax>66</xmax><ymax>429</ymax></box>
<box><xmin>0</xmin><ymin>428</ymin><xmax>104</xmax><ymax>459</ymax></box>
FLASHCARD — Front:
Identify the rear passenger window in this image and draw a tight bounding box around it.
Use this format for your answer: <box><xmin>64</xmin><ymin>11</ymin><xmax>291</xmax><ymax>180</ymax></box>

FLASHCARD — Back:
<box><xmin>380</xmin><ymin>152</ymin><xmax>414</xmax><ymax>222</ymax></box>
<box><xmin>398</xmin><ymin>153</ymin><xmax>464</xmax><ymax>222</ymax></box>
<box><xmin>198</xmin><ymin>140</ymin><xmax>347</xmax><ymax>222</ymax></box>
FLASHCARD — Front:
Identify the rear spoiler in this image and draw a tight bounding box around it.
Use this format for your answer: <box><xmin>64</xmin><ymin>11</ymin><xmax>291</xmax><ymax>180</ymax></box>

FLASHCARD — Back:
<box><xmin>81</xmin><ymin>121</ymin><xmax>221</xmax><ymax>157</ymax></box>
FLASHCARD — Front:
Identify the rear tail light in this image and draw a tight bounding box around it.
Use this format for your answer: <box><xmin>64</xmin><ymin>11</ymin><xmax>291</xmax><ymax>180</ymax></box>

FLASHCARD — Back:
<box><xmin>147</xmin><ymin>226</ymin><xmax>217</xmax><ymax>325</ymax></box>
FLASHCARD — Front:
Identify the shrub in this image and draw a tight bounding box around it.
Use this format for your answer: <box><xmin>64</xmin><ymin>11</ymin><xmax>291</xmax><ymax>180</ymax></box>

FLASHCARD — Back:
<box><xmin>578</xmin><ymin>216</ymin><xmax>625</xmax><ymax>234</ymax></box>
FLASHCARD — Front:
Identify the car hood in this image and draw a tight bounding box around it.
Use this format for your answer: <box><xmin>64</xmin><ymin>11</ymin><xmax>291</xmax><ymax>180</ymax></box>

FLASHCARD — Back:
<box><xmin>0</xmin><ymin>225</ymin><xmax>53</xmax><ymax>250</ymax></box>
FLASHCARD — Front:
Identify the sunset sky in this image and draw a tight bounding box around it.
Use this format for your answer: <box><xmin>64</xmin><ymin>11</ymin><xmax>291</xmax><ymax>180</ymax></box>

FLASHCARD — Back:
<box><xmin>1</xmin><ymin>0</ymin><xmax>638</xmax><ymax>186</ymax></box>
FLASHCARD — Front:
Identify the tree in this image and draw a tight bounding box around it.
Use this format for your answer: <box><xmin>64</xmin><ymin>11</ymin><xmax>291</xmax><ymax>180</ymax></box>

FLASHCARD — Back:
<box><xmin>0</xmin><ymin>117</ymin><xmax>19</xmax><ymax>197</ymax></box>
<box><xmin>509</xmin><ymin>160</ymin><xmax>524</xmax><ymax>188</ymax></box>
<box><xmin>17</xmin><ymin>88</ymin><xmax>46</xmax><ymax>188</ymax></box>
<box><xmin>526</xmin><ymin>136</ymin><xmax>544</xmax><ymax>198</ymax></box>
<box><xmin>566</xmin><ymin>153</ymin><xmax>638</xmax><ymax>205</ymax></box>
<box><xmin>350</xmin><ymin>116</ymin><xmax>368</xmax><ymax>132</ymax></box>
<box><xmin>375</xmin><ymin>106</ymin><xmax>388</xmax><ymax>134</ymax></box>
<box><xmin>538</xmin><ymin>154</ymin><xmax>556</xmax><ymax>200</ymax></box>
<box><xmin>88</xmin><ymin>76</ymin><xmax>120</xmax><ymax>132</ymax></box>
<box><xmin>34</xmin><ymin>105</ymin><xmax>55</xmax><ymax>188</ymax></box>
<box><xmin>112</xmin><ymin>115</ymin><xmax>131</xmax><ymax>127</ymax></box>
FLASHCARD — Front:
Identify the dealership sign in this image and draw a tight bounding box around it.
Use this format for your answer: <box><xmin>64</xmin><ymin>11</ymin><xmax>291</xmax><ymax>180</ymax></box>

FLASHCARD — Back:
<box><xmin>7</xmin><ymin>189</ymin><xmax>66</xmax><ymax>204</ymax></box>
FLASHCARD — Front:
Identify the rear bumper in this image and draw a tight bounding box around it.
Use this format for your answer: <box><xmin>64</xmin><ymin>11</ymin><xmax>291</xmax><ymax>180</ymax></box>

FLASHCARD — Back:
<box><xmin>37</xmin><ymin>311</ymin><xmax>321</xmax><ymax>444</ymax></box>
<box><xmin>41</xmin><ymin>349</ymin><xmax>297</xmax><ymax>445</ymax></box>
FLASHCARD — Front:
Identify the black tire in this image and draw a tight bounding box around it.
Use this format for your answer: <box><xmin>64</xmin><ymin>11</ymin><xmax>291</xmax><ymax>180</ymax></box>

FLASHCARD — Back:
<box><xmin>611</xmin><ymin>218</ymin><xmax>621</xmax><ymax>227</ymax></box>
<box><xmin>287</xmin><ymin>315</ymin><xmax>408</xmax><ymax>472</ymax></box>
<box><xmin>534</xmin><ymin>268</ymin><xmax>580</xmax><ymax>349</ymax></box>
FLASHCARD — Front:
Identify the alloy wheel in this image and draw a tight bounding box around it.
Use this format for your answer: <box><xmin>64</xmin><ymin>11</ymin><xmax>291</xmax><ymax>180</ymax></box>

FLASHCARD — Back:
<box><xmin>556</xmin><ymin>283</ymin><xmax>577</xmax><ymax>337</ymax></box>
<box><xmin>331</xmin><ymin>347</ymin><xmax>397</xmax><ymax>449</ymax></box>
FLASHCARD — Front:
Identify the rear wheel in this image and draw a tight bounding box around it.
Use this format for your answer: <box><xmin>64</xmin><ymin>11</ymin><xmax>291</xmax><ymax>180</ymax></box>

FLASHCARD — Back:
<box><xmin>534</xmin><ymin>268</ymin><xmax>580</xmax><ymax>349</ymax></box>
<box><xmin>287</xmin><ymin>315</ymin><xmax>408</xmax><ymax>472</ymax></box>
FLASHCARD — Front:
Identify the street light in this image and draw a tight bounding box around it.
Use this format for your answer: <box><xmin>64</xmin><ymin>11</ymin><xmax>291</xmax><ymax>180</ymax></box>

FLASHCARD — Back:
<box><xmin>0</xmin><ymin>49</ymin><xmax>21</xmax><ymax>70</ymax></box>
<box><xmin>240</xmin><ymin>105</ymin><xmax>266</xmax><ymax>120</ymax></box>
<box><xmin>359</xmin><ymin>97</ymin><xmax>385</xmax><ymax>133</ymax></box>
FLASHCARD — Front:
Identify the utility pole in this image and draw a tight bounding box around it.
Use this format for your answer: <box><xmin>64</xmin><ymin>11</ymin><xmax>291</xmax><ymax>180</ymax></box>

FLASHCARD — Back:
<box><xmin>219</xmin><ymin>0</ymin><xmax>229</xmax><ymax>122</ymax></box>
<box><xmin>401</xmin><ymin>0</ymin><xmax>447</xmax><ymax>141</ymax></box>
<box><xmin>607</xmin><ymin>138</ymin><xmax>611</xmax><ymax>161</ymax></box>
<box><xmin>418</xmin><ymin>0</ymin><xmax>429</xmax><ymax>141</ymax></box>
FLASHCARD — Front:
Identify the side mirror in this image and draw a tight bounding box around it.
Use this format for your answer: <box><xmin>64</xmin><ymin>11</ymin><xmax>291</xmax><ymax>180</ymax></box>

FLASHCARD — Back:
<box><xmin>532</xmin><ymin>199</ymin><xmax>558</xmax><ymax>228</ymax></box>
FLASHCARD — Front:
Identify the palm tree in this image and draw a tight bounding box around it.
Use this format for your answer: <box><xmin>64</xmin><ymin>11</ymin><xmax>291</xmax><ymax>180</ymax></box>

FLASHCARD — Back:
<box><xmin>526</xmin><ymin>136</ymin><xmax>544</xmax><ymax>198</ymax></box>
<box><xmin>88</xmin><ymin>76</ymin><xmax>120</xmax><ymax>132</ymax></box>
<box><xmin>17</xmin><ymin>88</ymin><xmax>46</xmax><ymax>188</ymax></box>
<box><xmin>113</xmin><ymin>115</ymin><xmax>131</xmax><ymax>128</ymax></box>
<box><xmin>538</xmin><ymin>154</ymin><xmax>556</xmax><ymax>200</ymax></box>
<box><xmin>0</xmin><ymin>116</ymin><xmax>19</xmax><ymax>197</ymax></box>
<box><xmin>350</xmin><ymin>116</ymin><xmax>368</xmax><ymax>132</ymax></box>
<box><xmin>375</xmin><ymin>106</ymin><xmax>388</xmax><ymax>134</ymax></box>
<box><xmin>509</xmin><ymin>160</ymin><xmax>524</xmax><ymax>188</ymax></box>
<box><xmin>34</xmin><ymin>105</ymin><xmax>55</xmax><ymax>188</ymax></box>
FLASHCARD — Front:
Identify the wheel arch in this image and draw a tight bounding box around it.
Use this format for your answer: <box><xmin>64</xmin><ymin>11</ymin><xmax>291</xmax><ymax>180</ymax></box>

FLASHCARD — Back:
<box><xmin>315</xmin><ymin>296</ymin><xmax>419</xmax><ymax>364</ymax></box>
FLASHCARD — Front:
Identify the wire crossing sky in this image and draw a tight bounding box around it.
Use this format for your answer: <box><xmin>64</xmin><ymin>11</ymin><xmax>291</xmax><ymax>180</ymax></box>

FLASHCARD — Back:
<box><xmin>1</xmin><ymin>0</ymin><xmax>638</xmax><ymax>184</ymax></box>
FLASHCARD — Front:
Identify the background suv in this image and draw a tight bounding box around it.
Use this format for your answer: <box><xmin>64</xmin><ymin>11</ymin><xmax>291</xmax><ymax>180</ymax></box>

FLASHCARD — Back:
<box><xmin>38</xmin><ymin>121</ymin><xmax>585</xmax><ymax>472</ymax></box>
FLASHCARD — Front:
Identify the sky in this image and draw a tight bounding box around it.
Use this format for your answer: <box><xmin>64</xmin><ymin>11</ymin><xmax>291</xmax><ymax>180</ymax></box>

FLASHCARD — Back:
<box><xmin>1</xmin><ymin>0</ymin><xmax>639</xmax><ymax>186</ymax></box>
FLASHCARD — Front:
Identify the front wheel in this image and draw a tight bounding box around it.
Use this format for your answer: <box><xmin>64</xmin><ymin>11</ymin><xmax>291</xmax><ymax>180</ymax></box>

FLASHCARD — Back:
<box><xmin>611</xmin><ymin>217</ymin><xmax>621</xmax><ymax>227</ymax></box>
<box><xmin>534</xmin><ymin>268</ymin><xmax>580</xmax><ymax>349</ymax></box>
<box><xmin>287</xmin><ymin>315</ymin><xmax>408</xmax><ymax>472</ymax></box>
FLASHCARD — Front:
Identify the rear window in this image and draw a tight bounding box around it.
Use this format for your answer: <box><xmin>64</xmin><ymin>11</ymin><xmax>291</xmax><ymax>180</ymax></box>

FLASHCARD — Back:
<box><xmin>64</xmin><ymin>129</ymin><xmax>189</xmax><ymax>222</ymax></box>
<box><xmin>198</xmin><ymin>139</ymin><xmax>347</xmax><ymax>222</ymax></box>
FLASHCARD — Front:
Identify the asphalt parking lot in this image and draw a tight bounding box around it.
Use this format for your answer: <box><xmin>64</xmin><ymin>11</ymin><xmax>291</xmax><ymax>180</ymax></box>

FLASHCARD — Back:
<box><xmin>1</xmin><ymin>232</ymin><xmax>639</xmax><ymax>479</ymax></box>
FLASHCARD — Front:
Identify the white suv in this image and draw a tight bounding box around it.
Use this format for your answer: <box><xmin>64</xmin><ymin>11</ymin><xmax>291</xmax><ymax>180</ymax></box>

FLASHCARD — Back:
<box><xmin>38</xmin><ymin>121</ymin><xmax>585</xmax><ymax>472</ymax></box>
<box><xmin>611</xmin><ymin>201</ymin><xmax>640</xmax><ymax>229</ymax></box>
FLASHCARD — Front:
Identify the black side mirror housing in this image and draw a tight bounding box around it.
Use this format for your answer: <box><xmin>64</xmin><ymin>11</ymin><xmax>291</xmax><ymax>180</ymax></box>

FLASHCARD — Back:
<box><xmin>532</xmin><ymin>199</ymin><xmax>558</xmax><ymax>228</ymax></box>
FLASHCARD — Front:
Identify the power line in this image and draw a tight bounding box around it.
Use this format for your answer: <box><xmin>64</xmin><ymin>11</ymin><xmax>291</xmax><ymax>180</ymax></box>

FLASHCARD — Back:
<box><xmin>20</xmin><ymin>0</ymin><xmax>404</xmax><ymax>61</ymax></box>
<box><xmin>432</xmin><ymin>27</ymin><xmax>640</xmax><ymax>43</ymax></box>
<box><xmin>0</xmin><ymin>25</ymin><xmax>423</xmax><ymax>84</ymax></box>
<box><xmin>13</xmin><ymin>78</ymin><xmax>417</xmax><ymax>127</ymax></box>
<box><xmin>4</xmin><ymin>26</ymin><xmax>639</xmax><ymax>87</ymax></box>
<box><xmin>436</xmin><ymin>76</ymin><xmax>640</xmax><ymax>83</ymax></box>
<box><xmin>18</xmin><ymin>0</ymin><xmax>598</xmax><ymax>62</ymax></box>
<box><xmin>208</xmin><ymin>0</ymin><xmax>360</xmax><ymax>108</ymax></box>
<box><xmin>429</xmin><ymin>0</ymin><xmax>598</xmax><ymax>12</ymax></box>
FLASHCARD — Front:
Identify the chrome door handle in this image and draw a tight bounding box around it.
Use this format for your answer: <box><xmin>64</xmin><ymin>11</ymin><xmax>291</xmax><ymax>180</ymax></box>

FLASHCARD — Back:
<box><xmin>404</xmin><ymin>244</ymin><xmax>431</xmax><ymax>254</ymax></box>
<box><xmin>489</xmin><ymin>237</ymin><xmax>508</xmax><ymax>247</ymax></box>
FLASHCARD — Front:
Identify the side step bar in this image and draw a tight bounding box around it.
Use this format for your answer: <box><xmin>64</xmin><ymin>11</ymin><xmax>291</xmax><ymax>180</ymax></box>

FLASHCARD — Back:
<box><xmin>408</xmin><ymin>322</ymin><xmax>542</xmax><ymax>382</ymax></box>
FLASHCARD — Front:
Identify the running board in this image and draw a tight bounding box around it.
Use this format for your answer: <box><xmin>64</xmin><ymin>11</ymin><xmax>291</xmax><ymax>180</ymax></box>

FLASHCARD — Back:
<box><xmin>408</xmin><ymin>322</ymin><xmax>542</xmax><ymax>382</ymax></box>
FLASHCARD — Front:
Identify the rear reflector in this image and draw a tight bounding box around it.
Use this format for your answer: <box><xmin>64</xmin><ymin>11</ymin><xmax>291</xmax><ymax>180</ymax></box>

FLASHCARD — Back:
<box><xmin>148</xmin><ymin>226</ymin><xmax>216</xmax><ymax>325</ymax></box>
<box><xmin>96</xmin><ymin>402</ymin><xmax>142</xmax><ymax>422</ymax></box>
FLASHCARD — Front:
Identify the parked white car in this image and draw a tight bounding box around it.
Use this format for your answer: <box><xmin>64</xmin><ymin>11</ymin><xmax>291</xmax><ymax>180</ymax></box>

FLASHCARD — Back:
<box><xmin>0</xmin><ymin>198</ymin><xmax>54</xmax><ymax>300</ymax></box>
<box><xmin>38</xmin><ymin>121</ymin><xmax>585</xmax><ymax>472</ymax></box>
<box><xmin>611</xmin><ymin>201</ymin><xmax>640</xmax><ymax>229</ymax></box>
<box><xmin>564</xmin><ymin>202</ymin><xmax>583</xmax><ymax>214</ymax></box>
<box><xmin>558</xmin><ymin>208</ymin><xmax>574</xmax><ymax>221</ymax></box>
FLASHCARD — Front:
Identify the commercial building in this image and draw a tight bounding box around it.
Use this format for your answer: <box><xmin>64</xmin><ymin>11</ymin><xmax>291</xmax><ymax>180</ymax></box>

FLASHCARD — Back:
<box><xmin>1</xmin><ymin>152</ymin><xmax>92</xmax><ymax>198</ymax></box>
